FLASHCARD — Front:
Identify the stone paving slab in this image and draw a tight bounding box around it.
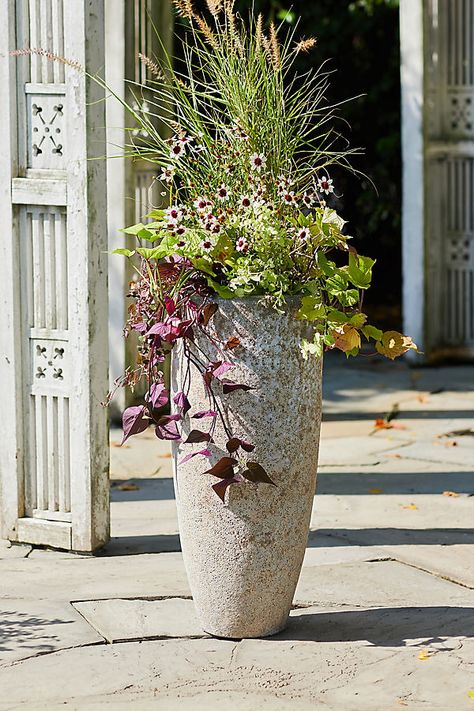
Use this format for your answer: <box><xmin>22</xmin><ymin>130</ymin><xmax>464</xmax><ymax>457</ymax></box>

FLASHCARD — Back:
<box><xmin>318</xmin><ymin>435</ymin><xmax>411</xmax><ymax>466</ymax></box>
<box><xmin>295</xmin><ymin>559</ymin><xmax>474</xmax><ymax>607</ymax></box>
<box><xmin>72</xmin><ymin>598</ymin><xmax>202</xmax><ymax>643</ymax></box>
<box><xmin>383</xmin><ymin>544</ymin><xmax>474</xmax><ymax>589</ymax></box>
<box><xmin>0</xmin><ymin>599</ymin><xmax>104</xmax><ymax>664</ymax></box>
<box><xmin>0</xmin><ymin>540</ymin><xmax>31</xmax><ymax>559</ymax></box>
<box><xmin>110</xmin><ymin>428</ymin><xmax>172</xmax><ymax>480</ymax></box>
<box><xmin>0</xmin><ymin>553</ymin><xmax>190</xmax><ymax>602</ymax></box>
<box><xmin>387</xmin><ymin>437</ymin><xmax>474</xmax><ymax>466</ymax></box>
<box><xmin>1</xmin><ymin>622</ymin><xmax>473</xmax><ymax>710</ymax></box>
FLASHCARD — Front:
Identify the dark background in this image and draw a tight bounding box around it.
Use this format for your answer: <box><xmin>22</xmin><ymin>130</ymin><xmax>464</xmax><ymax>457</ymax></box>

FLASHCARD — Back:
<box><xmin>188</xmin><ymin>0</ymin><xmax>402</xmax><ymax>327</ymax></box>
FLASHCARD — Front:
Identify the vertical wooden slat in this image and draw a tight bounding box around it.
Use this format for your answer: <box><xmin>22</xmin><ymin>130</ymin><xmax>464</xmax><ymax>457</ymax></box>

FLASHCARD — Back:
<box><xmin>29</xmin><ymin>0</ymin><xmax>40</xmax><ymax>82</ymax></box>
<box><xmin>35</xmin><ymin>394</ymin><xmax>47</xmax><ymax>510</ymax></box>
<box><xmin>46</xmin><ymin>395</ymin><xmax>57</xmax><ymax>511</ymax></box>
<box><xmin>52</xmin><ymin>0</ymin><xmax>65</xmax><ymax>83</ymax></box>
<box><xmin>25</xmin><ymin>394</ymin><xmax>37</xmax><ymax>515</ymax></box>
<box><xmin>42</xmin><ymin>210</ymin><xmax>54</xmax><ymax>329</ymax></box>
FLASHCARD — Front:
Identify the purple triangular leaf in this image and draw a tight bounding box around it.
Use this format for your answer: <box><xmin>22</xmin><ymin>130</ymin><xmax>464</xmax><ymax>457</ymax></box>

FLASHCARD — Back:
<box><xmin>146</xmin><ymin>382</ymin><xmax>169</xmax><ymax>409</ymax></box>
<box><xmin>155</xmin><ymin>420</ymin><xmax>181</xmax><ymax>441</ymax></box>
<box><xmin>210</xmin><ymin>361</ymin><xmax>234</xmax><ymax>378</ymax></box>
<box><xmin>173</xmin><ymin>391</ymin><xmax>191</xmax><ymax>415</ymax></box>
<box><xmin>241</xmin><ymin>462</ymin><xmax>276</xmax><ymax>486</ymax></box>
<box><xmin>184</xmin><ymin>429</ymin><xmax>213</xmax><ymax>444</ymax></box>
<box><xmin>179</xmin><ymin>447</ymin><xmax>212</xmax><ymax>465</ymax></box>
<box><xmin>204</xmin><ymin>456</ymin><xmax>237</xmax><ymax>479</ymax></box>
<box><xmin>192</xmin><ymin>409</ymin><xmax>217</xmax><ymax>419</ymax></box>
<box><xmin>221</xmin><ymin>379</ymin><xmax>253</xmax><ymax>394</ymax></box>
<box><xmin>122</xmin><ymin>405</ymin><xmax>149</xmax><ymax>444</ymax></box>
<box><xmin>212</xmin><ymin>477</ymin><xmax>240</xmax><ymax>502</ymax></box>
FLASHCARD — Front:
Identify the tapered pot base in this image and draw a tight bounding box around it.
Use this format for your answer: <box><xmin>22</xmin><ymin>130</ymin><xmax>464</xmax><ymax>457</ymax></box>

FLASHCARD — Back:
<box><xmin>172</xmin><ymin>299</ymin><xmax>322</xmax><ymax>640</ymax></box>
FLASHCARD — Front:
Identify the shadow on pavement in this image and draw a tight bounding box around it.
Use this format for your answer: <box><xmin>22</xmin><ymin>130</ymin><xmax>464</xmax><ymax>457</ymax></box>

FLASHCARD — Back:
<box><xmin>277</xmin><ymin>606</ymin><xmax>474</xmax><ymax>646</ymax></box>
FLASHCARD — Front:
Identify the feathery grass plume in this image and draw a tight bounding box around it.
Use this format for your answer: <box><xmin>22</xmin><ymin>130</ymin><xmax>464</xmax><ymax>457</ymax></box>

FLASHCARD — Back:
<box><xmin>255</xmin><ymin>13</ymin><xmax>264</xmax><ymax>48</ymax></box>
<box><xmin>192</xmin><ymin>13</ymin><xmax>218</xmax><ymax>49</ymax></box>
<box><xmin>206</xmin><ymin>0</ymin><xmax>223</xmax><ymax>16</ymax></box>
<box><xmin>10</xmin><ymin>47</ymin><xmax>83</xmax><ymax>71</ymax></box>
<box><xmin>138</xmin><ymin>53</ymin><xmax>164</xmax><ymax>81</ymax></box>
<box><xmin>295</xmin><ymin>37</ymin><xmax>317</xmax><ymax>54</ymax></box>
<box><xmin>173</xmin><ymin>0</ymin><xmax>194</xmax><ymax>19</ymax></box>
<box><xmin>268</xmin><ymin>22</ymin><xmax>281</xmax><ymax>70</ymax></box>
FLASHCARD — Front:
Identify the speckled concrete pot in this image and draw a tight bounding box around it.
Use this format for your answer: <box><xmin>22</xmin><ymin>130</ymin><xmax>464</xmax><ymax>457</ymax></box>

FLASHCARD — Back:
<box><xmin>171</xmin><ymin>298</ymin><xmax>322</xmax><ymax>639</ymax></box>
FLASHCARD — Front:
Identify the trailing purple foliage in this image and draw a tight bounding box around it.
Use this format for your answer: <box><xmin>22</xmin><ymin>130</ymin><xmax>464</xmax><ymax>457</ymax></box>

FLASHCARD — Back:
<box><xmin>112</xmin><ymin>256</ymin><xmax>274</xmax><ymax>502</ymax></box>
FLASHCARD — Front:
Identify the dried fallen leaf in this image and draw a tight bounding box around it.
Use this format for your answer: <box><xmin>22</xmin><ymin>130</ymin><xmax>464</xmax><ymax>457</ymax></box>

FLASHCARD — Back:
<box><xmin>158</xmin><ymin>452</ymin><xmax>172</xmax><ymax>458</ymax></box>
<box><xmin>373</xmin><ymin>418</ymin><xmax>407</xmax><ymax>431</ymax></box>
<box><xmin>111</xmin><ymin>441</ymin><xmax>130</xmax><ymax>448</ymax></box>
<box><xmin>116</xmin><ymin>483</ymin><xmax>140</xmax><ymax>491</ymax></box>
<box><xmin>386</xmin><ymin>453</ymin><xmax>402</xmax><ymax>459</ymax></box>
<box><xmin>369</xmin><ymin>488</ymin><xmax>384</xmax><ymax>494</ymax></box>
<box><xmin>401</xmin><ymin>503</ymin><xmax>418</xmax><ymax>510</ymax></box>
<box><xmin>418</xmin><ymin>649</ymin><xmax>431</xmax><ymax>661</ymax></box>
<box><xmin>417</xmin><ymin>393</ymin><xmax>429</xmax><ymax>403</ymax></box>
<box><xmin>443</xmin><ymin>490</ymin><xmax>460</xmax><ymax>497</ymax></box>
<box><xmin>434</xmin><ymin>439</ymin><xmax>458</xmax><ymax>447</ymax></box>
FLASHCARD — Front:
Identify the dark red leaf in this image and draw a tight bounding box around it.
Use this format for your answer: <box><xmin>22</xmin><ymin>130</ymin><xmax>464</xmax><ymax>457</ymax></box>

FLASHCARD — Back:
<box><xmin>225</xmin><ymin>437</ymin><xmax>241</xmax><ymax>453</ymax></box>
<box><xmin>225</xmin><ymin>437</ymin><xmax>255</xmax><ymax>453</ymax></box>
<box><xmin>221</xmin><ymin>379</ymin><xmax>253</xmax><ymax>394</ymax></box>
<box><xmin>241</xmin><ymin>461</ymin><xmax>276</xmax><ymax>485</ymax></box>
<box><xmin>224</xmin><ymin>336</ymin><xmax>241</xmax><ymax>350</ymax></box>
<box><xmin>203</xmin><ymin>371</ymin><xmax>214</xmax><ymax>389</ymax></box>
<box><xmin>164</xmin><ymin>296</ymin><xmax>176</xmax><ymax>316</ymax></box>
<box><xmin>192</xmin><ymin>409</ymin><xmax>217</xmax><ymax>419</ymax></box>
<box><xmin>122</xmin><ymin>405</ymin><xmax>149</xmax><ymax>444</ymax></box>
<box><xmin>179</xmin><ymin>447</ymin><xmax>212</xmax><ymax>465</ymax></box>
<box><xmin>240</xmin><ymin>440</ymin><xmax>255</xmax><ymax>452</ymax></box>
<box><xmin>204</xmin><ymin>456</ymin><xmax>237</xmax><ymax>479</ymax></box>
<box><xmin>173</xmin><ymin>391</ymin><xmax>191</xmax><ymax>415</ymax></box>
<box><xmin>202</xmin><ymin>302</ymin><xmax>218</xmax><ymax>326</ymax></box>
<box><xmin>212</xmin><ymin>477</ymin><xmax>240</xmax><ymax>502</ymax></box>
<box><xmin>185</xmin><ymin>429</ymin><xmax>213</xmax><ymax>444</ymax></box>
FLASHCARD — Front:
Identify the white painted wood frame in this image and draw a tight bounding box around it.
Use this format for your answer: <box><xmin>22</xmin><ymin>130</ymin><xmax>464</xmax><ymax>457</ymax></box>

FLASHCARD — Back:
<box><xmin>0</xmin><ymin>0</ymin><xmax>109</xmax><ymax>552</ymax></box>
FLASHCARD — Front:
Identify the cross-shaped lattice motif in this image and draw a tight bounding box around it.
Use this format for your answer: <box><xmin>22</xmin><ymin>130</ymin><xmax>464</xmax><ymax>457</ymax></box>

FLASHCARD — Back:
<box><xmin>28</xmin><ymin>93</ymin><xmax>66</xmax><ymax>169</ymax></box>
<box><xmin>32</xmin><ymin>339</ymin><xmax>68</xmax><ymax>389</ymax></box>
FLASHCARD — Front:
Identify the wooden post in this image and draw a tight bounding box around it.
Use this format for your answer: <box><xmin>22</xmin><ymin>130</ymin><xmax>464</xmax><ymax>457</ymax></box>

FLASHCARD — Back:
<box><xmin>0</xmin><ymin>0</ymin><xmax>109</xmax><ymax>552</ymax></box>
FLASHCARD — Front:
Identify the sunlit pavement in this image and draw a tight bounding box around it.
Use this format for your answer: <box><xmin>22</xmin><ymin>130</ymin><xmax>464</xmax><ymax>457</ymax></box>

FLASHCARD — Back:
<box><xmin>1</xmin><ymin>353</ymin><xmax>473</xmax><ymax>710</ymax></box>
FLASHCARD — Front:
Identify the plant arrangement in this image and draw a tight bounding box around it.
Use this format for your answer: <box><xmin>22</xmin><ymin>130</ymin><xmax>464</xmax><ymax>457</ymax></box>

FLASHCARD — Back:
<box><xmin>106</xmin><ymin>0</ymin><xmax>416</xmax><ymax>500</ymax></box>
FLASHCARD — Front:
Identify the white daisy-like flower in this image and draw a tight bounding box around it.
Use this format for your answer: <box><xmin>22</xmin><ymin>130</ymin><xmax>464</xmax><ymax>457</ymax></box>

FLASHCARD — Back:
<box><xmin>170</xmin><ymin>142</ymin><xmax>184</xmax><ymax>159</ymax></box>
<box><xmin>298</xmin><ymin>228</ymin><xmax>310</xmax><ymax>240</ymax></box>
<box><xmin>175</xmin><ymin>225</ymin><xmax>187</xmax><ymax>236</ymax></box>
<box><xmin>250</xmin><ymin>153</ymin><xmax>266</xmax><ymax>171</ymax></box>
<box><xmin>283</xmin><ymin>191</ymin><xmax>295</xmax><ymax>204</ymax></box>
<box><xmin>302</xmin><ymin>192</ymin><xmax>315</xmax><ymax>208</ymax></box>
<box><xmin>194</xmin><ymin>197</ymin><xmax>209</xmax><ymax>212</ymax></box>
<box><xmin>217</xmin><ymin>184</ymin><xmax>230</xmax><ymax>201</ymax></box>
<box><xmin>177</xmin><ymin>134</ymin><xmax>193</xmax><ymax>145</ymax></box>
<box><xmin>201</xmin><ymin>238</ymin><xmax>214</xmax><ymax>251</ymax></box>
<box><xmin>166</xmin><ymin>205</ymin><xmax>182</xmax><ymax>223</ymax></box>
<box><xmin>317</xmin><ymin>176</ymin><xmax>334</xmax><ymax>195</ymax></box>
<box><xmin>160</xmin><ymin>165</ymin><xmax>175</xmax><ymax>183</ymax></box>
<box><xmin>240</xmin><ymin>196</ymin><xmax>252</xmax><ymax>208</ymax></box>
<box><xmin>235</xmin><ymin>237</ymin><xmax>249</xmax><ymax>253</ymax></box>
<box><xmin>211</xmin><ymin>222</ymin><xmax>221</xmax><ymax>234</ymax></box>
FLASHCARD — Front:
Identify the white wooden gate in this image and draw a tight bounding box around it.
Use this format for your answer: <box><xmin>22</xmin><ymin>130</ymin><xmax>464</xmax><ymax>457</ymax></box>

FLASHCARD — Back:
<box><xmin>401</xmin><ymin>0</ymin><xmax>474</xmax><ymax>360</ymax></box>
<box><xmin>0</xmin><ymin>0</ymin><xmax>110</xmax><ymax>552</ymax></box>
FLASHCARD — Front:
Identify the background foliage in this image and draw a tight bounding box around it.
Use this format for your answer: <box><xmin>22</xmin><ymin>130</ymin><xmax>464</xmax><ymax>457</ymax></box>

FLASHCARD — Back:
<box><xmin>225</xmin><ymin>0</ymin><xmax>402</xmax><ymax>327</ymax></box>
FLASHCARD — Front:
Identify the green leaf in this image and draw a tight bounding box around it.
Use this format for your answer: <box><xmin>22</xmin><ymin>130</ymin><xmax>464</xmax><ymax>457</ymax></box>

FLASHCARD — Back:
<box><xmin>297</xmin><ymin>296</ymin><xmax>326</xmax><ymax>321</ymax></box>
<box><xmin>350</xmin><ymin>313</ymin><xmax>368</xmax><ymax>328</ymax></box>
<box><xmin>326</xmin><ymin>272</ymin><xmax>348</xmax><ymax>293</ymax></box>
<box><xmin>112</xmin><ymin>248</ymin><xmax>135</xmax><ymax>257</ymax></box>
<box><xmin>317</xmin><ymin>252</ymin><xmax>336</xmax><ymax>277</ymax></box>
<box><xmin>136</xmin><ymin>247</ymin><xmax>164</xmax><ymax>259</ymax></box>
<box><xmin>192</xmin><ymin>258</ymin><xmax>216</xmax><ymax>276</ymax></box>
<box><xmin>347</xmin><ymin>253</ymin><xmax>375</xmax><ymax>289</ymax></box>
<box><xmin>121</xmin><ymin>222</ymin><xmax>148</xmax><ymax>236</ymax></box>
<box><xmin>363</xmin><ymin>324</ymin><xmax>384</xmax><ymax>342</ymax></box>
<box><xmin>145</xmin><ymin>209</ymin><xmax>166</xmax><ymax>219</ymax></box>
<box><xmin>336</xmin><ymin>290</ymin><xmax>359</xmax><ymax>307</ymax></box>
<box><xmin>207</xmin><ymin>279</ymin><xmax>235</xmax><ymax>299</ymax></box>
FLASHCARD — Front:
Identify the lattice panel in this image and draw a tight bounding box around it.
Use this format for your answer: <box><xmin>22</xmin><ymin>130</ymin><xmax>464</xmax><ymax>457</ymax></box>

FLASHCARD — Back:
<box><xmin>27</xmin><ymin>0</ymin><xmax>65</xmax><ymax>84</ymax></box>
<box><xmin>443</xmin><ymin>157</ymin><xmax>474</xmax><ymax>346</ymax></box>
<box><xmin>22</xmin><ymin>207</ymin><xmax>68</xmax><ymax>330</ymax></box>
<box><xmin>27</xmin><ymin>90</ymin><xmax>66</xmax><ymax>170</ymax></box>
<box><xmin>26</xmin><ymin>394</ymin><xmax>71</xmax><ymax>519</ymax></box>
<box><xmin>135</xmin><ymin>169</ymin><xmax>159</xmax><ymax>221</ymax></box>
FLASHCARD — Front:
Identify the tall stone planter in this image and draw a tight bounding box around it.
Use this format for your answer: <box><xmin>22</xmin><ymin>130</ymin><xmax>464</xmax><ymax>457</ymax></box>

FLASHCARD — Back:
<box><xmin>171</xmin><ymin>298</ymin><xmax>322</xmax><ymax>638</ymax></box>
